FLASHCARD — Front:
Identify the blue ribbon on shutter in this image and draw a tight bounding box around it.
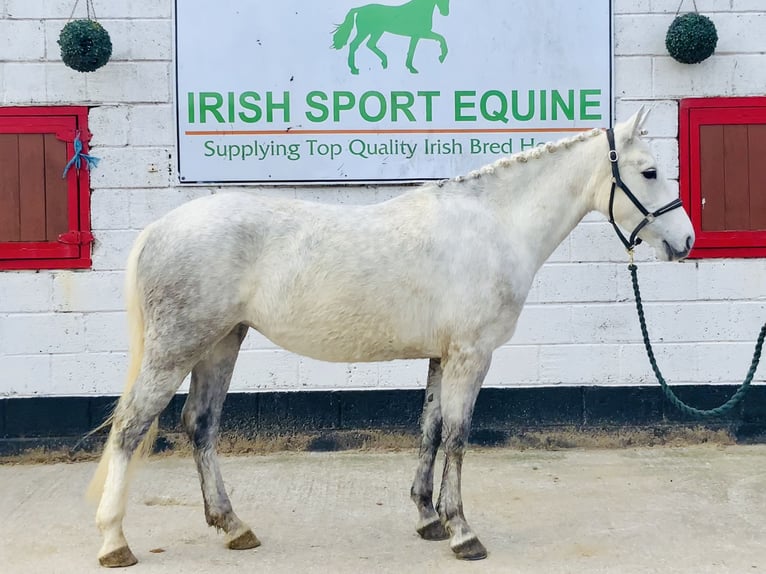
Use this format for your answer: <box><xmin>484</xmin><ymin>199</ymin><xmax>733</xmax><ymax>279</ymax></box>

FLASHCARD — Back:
<box><xmin>62</xmin><ymin>130</ymin><xmax>100</xmax><ymax>178</ymax></box>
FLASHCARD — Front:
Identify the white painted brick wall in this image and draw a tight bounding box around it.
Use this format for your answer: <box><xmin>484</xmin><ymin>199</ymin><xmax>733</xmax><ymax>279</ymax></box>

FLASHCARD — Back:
<box><xmin>0</xmin><ymin>1</ymin><xmax>764</xmax><ymax>397</ymax></box>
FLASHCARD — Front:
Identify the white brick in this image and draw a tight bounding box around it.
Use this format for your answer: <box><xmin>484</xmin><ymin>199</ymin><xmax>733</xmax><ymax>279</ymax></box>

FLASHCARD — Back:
<box><xmin>731</xmin><ymin>0</ymin><xmax>766</xmax><ymax>10</ymax></box>
<box><xmin>229</xmin><ymin>349</ymin><xmax>299</xmax><ymax>392</ymax></box>
<box><xmin>377</xmin><ymin>359</ymin><xmax>427</xmax><ymax>388</ymax></box>
<box><xmin>696</xmin><ymin>342</ymin><xmax>766</xmax><ymax>384</ymax></box>
<box><xmin>571</xmin><ymin>304</ymin><xmax>642</xmax><ymax>344</ymax></box>
<box><xmin>713</xmin><ymin>13</ymin><xmax>766</xmax><ymax>52</ymax></box>
<box><xmin>648</xmin><ymin>137</ymin><xmax>679</xmax><ymax>179</ymax></box>
<box><xmin>96</xmin><ymin>0</ymin><xmax>172</xmax><ymax>19</ymax></box>
<box><xmin>348</xmin><ymin>363</ymin><xmax>380</xmax><ymax>388</ymax></box>
<box><xmin>614</xmin><ymin>57</ymin><xmax>653</xmax><ymax>98</ymax></box>
<box><xmin>540</xmin><ymin>344</ymin><xmax>621</xmax><ymax>385</ymax></box>
<box><xmin>614</xmin><ymin>0</ymin><xmax>652</xmax><ymax>14</ymax></box>
<box><xmin>129</xmin><ymin>104</ymin><xmax>174</xmax><ymax>146</ymax></box>
<box><xmin>570</xmin><ymin>221</ymin><xmax>630</xmax><ymax>263</ymax></box>
<box><xmin>513</xmin><ymin>304</ymin><xmax>573</xmax><ymax>344</ymax></box>
<box><xmin>0</xmin><ymin>354</ymin><xmax>51</xmax><ymax>396</ymax></box>
<box><xmin>0</xmin><ymin>20</ymin><xmax>45</xmax><ymax>60</ymax></box>
<box><xmin>84</xmin><ymin>312</ymin><xmax>128</xmax><ymax>352</ymax></box>
<box><xmin>2</xmin><ymin>63</ymin><xmax>46</xmax><ymax>104</ymax></box>
<box><xmin>729</xmin><ymin>55</ymin><xmax>766</xmax><ymax>96</ymax></box>
<box><xmin>126</xmin><ymin>20</ymin><xmax>172</xmax><ymax>60</ymax></box>
<box><xmin>297</xmin><ymin>186</ymin><xmax>395</xmax><ymax>206</ymax></box>
<box><xmin>86</xmin><ymin>62</ymin><xmax>170</xmax><ymax>103</ymax></box>
<box><xmin>536</xmin><ymin>263</ymin><xmax>618</xmax><ymax>303</ymax></box>
<box><xmin>50</xmin><ymin>352</ymin><xmax>128</xmax><ymax>395</ymax></box>
<box><xmin>615</xmin><ymin>14</ymin><xmax>674</xmax><ymax>56</ymax></box>
<box><xmin>89</xmin><ymin>106</ymin><xmax>129</xmax><ymax>147</ymax></box>
<box><xmin>729</xmin><ymin>302</ymin><xmax>766</xmax><ymax>341</ymax></box>
<box><xmin>652</xmin><ymin>0</ymin><xmax>732</xmax><ymax>12</ymax></box>
<box><xmin>546</xmin><ymin>237</ymin><xmax>571</xmax><ymax>263</ymax></box>
<box><xmin>91</xmin><ymin>188</ymin><xmax>132</xmax><ymax>230</ymax></box>
<box><xmin>616</xmin><ymin>260</ymin><xmax>699</xmax><ymax>302</ymax></box>
<box><xmin>43</xmin><ymin>63</ymin><xmax>87</xmax><ymax>102</ymax></box>
<box><xmin>91</xmin><ymin>230</ymin><xmax>139</xmax><ymax>271</ymax></box>
<box><xmin>636</xmin><ymin>301</ymin><xmax>735</xmax><ymax>342</ymax></box>
<box><xmin>129</xmin><ymin>188</ymin><xmax>211</xmax><ymax>228</ymax></box>
<box><xmin>298</xmin><ymin>358</ymin><xmax>350</xmax><ymax>389</ymax></box>
<box><xmin>484</xmin><ymin>345</ymin><xmax>539</xmax><ymax>386</ymax></box>
<box><xmin>7</xmin><ymin>0</ymin><xmax>71</xmax><ymax>19</ymax></box>
<box><xmin>0</xmin><ymin>273</ymin><xmax>52</xmax><ymax>312</ymax></box>
<box><xmin>615</xmin><ymin>99</ymin><xmax>679</xmax><ymax>139</ymax></box>
<box><xmin>653</xmin><ymin>55</ymin><xmax>766</xmax><ymax>98</ymax></box>
<box><xmin>0</xmin><ymin>313</ymin><xmax>84</xmax><ymax>354</ymax></box>
<box><xmin>619</xmin><ymin>343</ymin><xmax>697</xmax><ymax>385</ymax></box>
<box><xmin>697</xmin><ymin>260</ymin><xmax>766</xmax><ymax>300</ymax></box>
<box><xmin>89</xmin><ymin>147</ymin><xmax>172</xmax><ymax>189</ymax></box>
<box><xmin>52</xmin><ymin>271</ymin><xmax>124</xmax><ymax>312</ymax></box>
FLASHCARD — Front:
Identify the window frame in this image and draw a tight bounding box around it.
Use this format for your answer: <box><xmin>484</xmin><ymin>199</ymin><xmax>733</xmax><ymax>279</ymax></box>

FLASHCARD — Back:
<box><xmin>679</xmin><ymin>96</ymin><xmax>766</xmax><ymax>259</ymax></box>
<box><xmin>0</xmin><ymin>106</ymin><xmax>92</xmax><ymax>270</ymax></box>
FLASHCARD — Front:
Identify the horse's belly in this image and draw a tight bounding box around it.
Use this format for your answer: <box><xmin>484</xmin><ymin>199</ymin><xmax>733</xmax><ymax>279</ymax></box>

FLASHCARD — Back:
<box><xmin>255</xmin><ymin>318</ymin><xmax>437</xmax><ymax>363</ymax></box>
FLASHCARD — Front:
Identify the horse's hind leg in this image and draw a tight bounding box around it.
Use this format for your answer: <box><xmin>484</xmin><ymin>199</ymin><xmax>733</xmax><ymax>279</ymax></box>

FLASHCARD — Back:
<box><xmin>96</xmin><ymin>363</ymin><xmax>189</xmax><ymax>567</ymax></box>
<box><xmin>347</xmin><ymin>31</ymin><xmax>369</xmax><ymax>75</ymax></box>
<box><xmin>410</xmin><ymin>358</ymin><xmax>449</xmax><ymax>541</ymax></box>
<box><xmin>181</xmin><ymin>324</ymin><xmax>260</xmax><ymax>551</ymax></box>
<box><xmin>436</xmin><ymin>349</ymin><xmax>492</xmax><ymax>560</ymax></box>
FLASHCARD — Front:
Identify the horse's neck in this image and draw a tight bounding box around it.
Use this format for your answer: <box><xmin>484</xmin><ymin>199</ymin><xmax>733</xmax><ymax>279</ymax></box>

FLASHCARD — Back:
<box><xmin>483</xmin><ymin>134</ymin><xmax>608</xmax><ymax>270</ymax></box>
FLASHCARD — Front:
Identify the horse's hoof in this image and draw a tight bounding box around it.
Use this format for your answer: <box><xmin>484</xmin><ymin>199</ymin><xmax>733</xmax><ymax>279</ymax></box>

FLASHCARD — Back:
<box><xmin>451</xmin><ymin>537</ymin><xmax>488</xmax><ymax>561</ymax></box>
<box><xmin>351</xmin><ymin>68</ymin><xmax>360</xmax><ymax>75</ymax></box>
<box><xmin>439</xmin><ymin>54</ymin><xmax>447</xmax><ymax>63</ymax></box>
<box><xmin>98</xmin><ymin>546</ymin><xmax>138</xmax><ymax>568</ymax></box>
<box><xmin>417</xmin><ymin>519</ymin><xmax>449</xmax><ymax>541</ymax></box>
<box><xmin>227</xmin><ymin>529</ymin><xmax>261</xmax><ymax>550</ymax></box>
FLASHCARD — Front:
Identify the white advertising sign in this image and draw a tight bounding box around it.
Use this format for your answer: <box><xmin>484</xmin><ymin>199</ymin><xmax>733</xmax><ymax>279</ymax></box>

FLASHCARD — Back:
<box><xmin>175</xmin><ymin>0</ymin><xmax>612</xmax><ymax>183</ymax></box>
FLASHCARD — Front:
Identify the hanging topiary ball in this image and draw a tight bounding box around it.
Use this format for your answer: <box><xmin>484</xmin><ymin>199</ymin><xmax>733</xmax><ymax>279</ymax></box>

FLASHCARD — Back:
<box><xmin>665</xmin><ymin>13</ymin><xmax>718</xmax><ymax>64</ymax></box>
<box><xmin>58</xmin><ymin>19</ymin><xmax>112</xmax><ymax>73</ymax></box>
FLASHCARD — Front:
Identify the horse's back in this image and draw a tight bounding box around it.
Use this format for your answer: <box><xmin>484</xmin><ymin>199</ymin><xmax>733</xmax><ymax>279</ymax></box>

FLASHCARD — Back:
<box><xmin>134</xmin><ymin>190</ymin><xmax>518</xmax><ymax>363</ymax></box>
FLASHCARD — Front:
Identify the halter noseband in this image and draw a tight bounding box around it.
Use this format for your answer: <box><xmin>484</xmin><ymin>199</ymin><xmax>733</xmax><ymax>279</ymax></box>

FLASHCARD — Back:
<box><xmin>605</xmin><ymin>128</ymin><xmax>684</xmax><ymax>252</ymax></box>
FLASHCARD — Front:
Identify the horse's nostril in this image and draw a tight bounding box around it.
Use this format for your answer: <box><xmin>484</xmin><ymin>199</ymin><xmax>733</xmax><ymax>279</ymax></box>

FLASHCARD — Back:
<box><xmin>685</xmin><ymin>235</ymin><xmax>692</xmax><ymax>250</ymax></box>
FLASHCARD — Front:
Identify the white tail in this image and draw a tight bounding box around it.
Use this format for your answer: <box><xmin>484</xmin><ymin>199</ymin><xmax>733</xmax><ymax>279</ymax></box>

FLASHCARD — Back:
<box><xmin>86</xmin><ymin>227</ymin><xmax>157</xmax><ymax>504</ymax></box>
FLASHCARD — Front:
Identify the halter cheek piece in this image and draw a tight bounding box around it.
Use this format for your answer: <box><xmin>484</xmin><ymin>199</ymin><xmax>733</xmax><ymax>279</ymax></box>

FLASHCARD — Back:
<box><xmin>605</xmin><ymin>128</ymin><xmax>684</xmax><ymax>251</ymax></box>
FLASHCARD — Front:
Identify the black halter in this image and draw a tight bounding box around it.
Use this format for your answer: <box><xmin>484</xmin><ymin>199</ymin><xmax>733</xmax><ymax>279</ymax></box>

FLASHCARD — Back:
<box><xmin>606</xmin><ymin>128</ymin><xmax>684</xmax><ymax>251</ymax></box>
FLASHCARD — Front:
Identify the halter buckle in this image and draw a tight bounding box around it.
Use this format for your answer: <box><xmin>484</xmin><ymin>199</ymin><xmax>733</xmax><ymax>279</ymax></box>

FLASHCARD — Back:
<box><xmin>645</xmin><ymin>213</ymin><xmax>655</xmax><ymax>223</ymax></box>
<box><xmin>608</xmin><ymin>150</ymin><xmax>619</xmax><ymax>163</ymax></box>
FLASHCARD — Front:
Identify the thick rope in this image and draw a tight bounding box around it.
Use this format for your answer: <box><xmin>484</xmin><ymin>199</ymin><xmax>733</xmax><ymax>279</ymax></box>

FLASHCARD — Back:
<box><xmin>629</xmin><ymin>263</ymin><xmax>766</xmax><ymax>418</ymax></box>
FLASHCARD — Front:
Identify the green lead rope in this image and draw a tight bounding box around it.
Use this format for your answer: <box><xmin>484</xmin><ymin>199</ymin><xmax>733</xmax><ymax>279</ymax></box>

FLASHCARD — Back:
<box><xmin>629</xmin><ymin>263</ymin><xmax>766</xmax><ymax>418</ymax></box>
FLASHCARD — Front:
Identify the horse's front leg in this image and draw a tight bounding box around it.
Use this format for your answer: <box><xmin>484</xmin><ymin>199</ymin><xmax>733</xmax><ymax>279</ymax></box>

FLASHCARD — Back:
<box><xmin>410</xmin><ymin>358</ymin><xmax>449</xmax><ymax>540</ymax></box>
<box><xmin>436</xmin><ymin>349</ymin><xmax>492</xmax><ymax>560</ymax></box>
<box><xmin>406</xmin><ymin>36</ymin><xmax>420</xmax><ymax>74</ymax></box>
<box><xmin>423</xmin><ymin>31</ymin><xmax>448</xmax><ymax>63</ymax></box>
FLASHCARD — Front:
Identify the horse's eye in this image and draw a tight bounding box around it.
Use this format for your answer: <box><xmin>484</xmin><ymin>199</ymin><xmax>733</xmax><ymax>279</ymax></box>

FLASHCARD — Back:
<box><xmin>642</xmin><ymin>168</ymin><xmax>657</xmax><ymax>180</ymax></box>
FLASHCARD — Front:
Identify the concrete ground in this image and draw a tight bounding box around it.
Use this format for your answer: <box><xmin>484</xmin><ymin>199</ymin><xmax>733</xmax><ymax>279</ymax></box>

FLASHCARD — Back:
<box><xmin>1</xmin><ymin>445</ymin><xmax>765</xmax><ymax>574</ymax></box>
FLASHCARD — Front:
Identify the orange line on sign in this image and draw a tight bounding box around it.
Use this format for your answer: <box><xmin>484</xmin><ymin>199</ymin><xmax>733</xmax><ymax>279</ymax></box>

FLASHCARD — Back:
<box><xmin>185</xmin><ymin>127</ymin><xmax>593</xmax><ymax>136</ymax></box>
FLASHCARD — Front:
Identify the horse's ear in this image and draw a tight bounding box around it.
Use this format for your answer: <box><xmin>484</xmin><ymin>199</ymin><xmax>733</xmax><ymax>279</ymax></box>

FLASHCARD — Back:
<box><xmin>619</xmin><ymin>106</ymin><xmax>650</xmax><ymax>142</ymax></box>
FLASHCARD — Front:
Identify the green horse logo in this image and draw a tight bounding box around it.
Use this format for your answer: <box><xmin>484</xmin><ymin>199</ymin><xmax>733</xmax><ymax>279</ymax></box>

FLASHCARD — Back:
<box><xmin>332</xmin><ymin>0</ymin><xmax>450</xmax><ymax>75</ymax></box>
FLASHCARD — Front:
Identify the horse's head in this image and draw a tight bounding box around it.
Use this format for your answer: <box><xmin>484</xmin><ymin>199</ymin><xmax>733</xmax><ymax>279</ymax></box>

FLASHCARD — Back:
<box><xmin>436</xmin><ymin>0</ymin><xmax>450</xmax><ymax>16</ymax></box>
<box><xmin>601</xmin><ymin>108</ymin><xmax>694</xmax><ymax>261</ymax></box>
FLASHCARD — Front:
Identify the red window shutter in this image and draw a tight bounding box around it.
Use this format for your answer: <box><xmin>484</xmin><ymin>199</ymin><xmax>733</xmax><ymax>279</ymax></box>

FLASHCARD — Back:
<box><xmin>0</xmin><ymin>107</ymin><xmax>92</xmax><ymax>270</ymax></box>
<box><xmin>680</xmin><ymin>97</ymin><xmax>766</xmax><ymax>258</ymax></box>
